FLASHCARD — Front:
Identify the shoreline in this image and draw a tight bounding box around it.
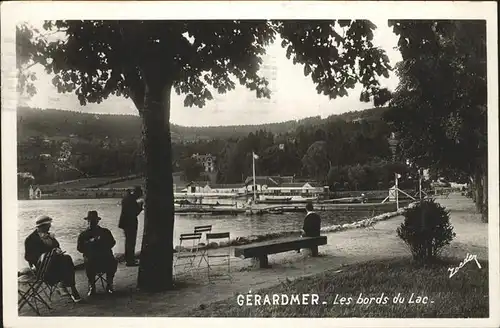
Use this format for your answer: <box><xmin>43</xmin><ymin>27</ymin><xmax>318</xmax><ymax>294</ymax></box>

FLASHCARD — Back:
<box><xmin>17</xmin><ymin>194</ymin><xmax>488</xmax><ymax>317</ymax></box>
<box><xmin>19</xmin><ymin>187</ymin><xmax>423</xmax><ymax>201</ymax></box>
<box><xmin>17</xmin><ymin>203</ymin><xmax>412</xmax><ymax>277</ymax></box>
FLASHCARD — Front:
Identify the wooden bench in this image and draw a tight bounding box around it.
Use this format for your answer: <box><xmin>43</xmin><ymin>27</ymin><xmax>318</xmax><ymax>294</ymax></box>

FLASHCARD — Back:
<box><xmin>234</xmin><ymin>236</ymin><xmax>327</xmax><ymax>268</ymax></box>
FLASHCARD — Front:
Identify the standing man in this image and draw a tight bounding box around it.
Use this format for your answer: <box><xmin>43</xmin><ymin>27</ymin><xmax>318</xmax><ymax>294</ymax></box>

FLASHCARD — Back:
<box><xmin>118</xmin><ymin>186</ymin><xmax>143</xmax><ymax>266</ymax></box>
<box><xmin>77</xmin><ymin>210</ymin><xmax>118</xmax><ymax>296</ymax></box>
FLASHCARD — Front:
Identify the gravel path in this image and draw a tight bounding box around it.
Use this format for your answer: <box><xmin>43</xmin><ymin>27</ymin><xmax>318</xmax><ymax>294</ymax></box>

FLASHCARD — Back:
<box><xmin>18</xmin><ymin>194</ymin><xmax>488</xmax><ymax>316</ymax></box>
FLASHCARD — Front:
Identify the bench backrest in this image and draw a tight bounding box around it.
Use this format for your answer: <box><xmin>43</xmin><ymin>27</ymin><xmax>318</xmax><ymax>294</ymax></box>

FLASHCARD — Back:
<box><xmin>180</xmin><ymin>233</ymin><xmax>202</xmax><ymax>241</ymax></box>
<box><xmin>194</xmin><ymin>225</ymin><xmax>212</xmax><ymax>233</ymax></box>
<box><xmin>179</xmin><ymin>233</ymin><xmax>202</xmax><ymax>252</ymax></box>
<box><xmin>206</xmin><ymin>232</ymin><xmax>230</xmax><ymax>242</ymax></box>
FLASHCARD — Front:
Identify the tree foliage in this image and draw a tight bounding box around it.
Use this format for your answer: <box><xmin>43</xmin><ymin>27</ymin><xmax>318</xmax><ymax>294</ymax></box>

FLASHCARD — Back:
<box><xmin>19</xmin><ymin>19</ymin><xmax>391</xmax><ymax>291</ymax></box>
<box><xmin>19</xmin><ymin>20</ymin><xmax>391</xmax><ymax>109</ymax></box>
<box><xmin>383</xmin><ymin>20</ymin><xmax>487</xmax><ymax>217</ymax></box>
<box><xmin>385</xmin><ymin>21</ymin><xmax>486</xmax><ymax>172</ymax></box>
<box><xmin>302</xmin><ymin>140</ymin><xmax>330</xmax><ymax>184</ymax></box>
<box><xmin>179</xmin><ymin>157</ymin><xmax>204</xmax><ymax>182</ymax></box>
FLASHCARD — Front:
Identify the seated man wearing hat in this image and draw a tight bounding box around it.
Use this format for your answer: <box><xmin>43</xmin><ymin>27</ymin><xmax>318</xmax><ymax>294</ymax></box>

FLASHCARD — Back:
<box><xmin>77</xmin><ymin>210</ymin><xmax>118</xmax><ymax>296</ymax></box>
<box><xmin>24</xmin><ymin>215</ymin><xmax>82</xmax><ymax>302</ymax></box>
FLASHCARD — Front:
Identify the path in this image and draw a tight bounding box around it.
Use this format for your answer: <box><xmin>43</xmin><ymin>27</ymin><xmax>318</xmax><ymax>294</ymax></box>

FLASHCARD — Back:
<box><xmin>19</xmin><ymin>194</ymin><xmax>488</xmax><ymax>316</ymax></box>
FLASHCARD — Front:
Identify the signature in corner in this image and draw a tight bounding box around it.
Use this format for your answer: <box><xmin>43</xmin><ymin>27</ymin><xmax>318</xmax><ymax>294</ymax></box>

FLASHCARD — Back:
<box><xmin>448</xmin><ymin>253</ymin><xmax>482</xmax><ymax>278</ymax></box>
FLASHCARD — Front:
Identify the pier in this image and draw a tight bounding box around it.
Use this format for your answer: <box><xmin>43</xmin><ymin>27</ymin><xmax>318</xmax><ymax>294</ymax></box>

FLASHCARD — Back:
<box><xmin>173</xmin><ymin>199</ymin><xmax>410</xmax><ymax>216</ymax></box>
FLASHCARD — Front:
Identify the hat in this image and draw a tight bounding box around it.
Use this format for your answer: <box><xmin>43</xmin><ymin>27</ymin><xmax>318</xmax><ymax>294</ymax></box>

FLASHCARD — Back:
<box><xmin>83</xmin><ymin>210</ymin><xmax>101</xmax><ymax>221</ymax></box>
<box><xmin>36</xmin><ymin>215</ymin><xmax>53</xmax><ymax>227</ymax></box>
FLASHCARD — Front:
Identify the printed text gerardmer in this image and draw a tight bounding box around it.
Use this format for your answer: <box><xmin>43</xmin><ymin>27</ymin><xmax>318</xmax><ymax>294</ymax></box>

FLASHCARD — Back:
<box><xmin>237</xmin><ymin>293</ymin><xmax>321</xmax><ymax>306</ymax></box>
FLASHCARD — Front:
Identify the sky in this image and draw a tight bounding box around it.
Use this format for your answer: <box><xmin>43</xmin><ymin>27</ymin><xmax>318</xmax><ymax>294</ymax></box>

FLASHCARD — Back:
<box><xmin>20</xmin><ymin>19</ymin><xmax>402</xmax><ymax>127</ymax></box>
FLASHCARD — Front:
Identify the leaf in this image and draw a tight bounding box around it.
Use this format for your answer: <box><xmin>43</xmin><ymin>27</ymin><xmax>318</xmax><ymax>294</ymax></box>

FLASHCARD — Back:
<box><xmin>184</xmin><ymin>94</ymin><xmax>194</xmax><ymax>107</ymax></box>
<box><xmin>203</xmin><ymin>89</ymin><xmax>213</xmax><ymax>100</ymax></box>
<box><xmin>304</xmin><ymin>64</ymin><xmax>312</xmax><ymax>76</ymax></box>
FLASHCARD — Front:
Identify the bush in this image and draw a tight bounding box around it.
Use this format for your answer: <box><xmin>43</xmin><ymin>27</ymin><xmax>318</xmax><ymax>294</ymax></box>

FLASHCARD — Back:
<box><xmin>397</xmin><ymin>198</ymin><xmax>455</xmax><ymax>263</ymax></box>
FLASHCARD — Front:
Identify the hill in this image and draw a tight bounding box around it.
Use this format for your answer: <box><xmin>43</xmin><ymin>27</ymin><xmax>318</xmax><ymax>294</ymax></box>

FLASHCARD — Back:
<box><xmin>17</xmin><ymin>106</ymin><xmax>388</xmax><ymax>142</ymax></box>
<box><xmin>17</xmin><ymin>105</ymin><xmax>391</xmax><ymax>186</ymax></box>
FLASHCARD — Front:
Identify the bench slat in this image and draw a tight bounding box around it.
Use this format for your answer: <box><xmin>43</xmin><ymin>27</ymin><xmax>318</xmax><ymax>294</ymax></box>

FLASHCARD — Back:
<box><xmin>234</xmin><ymin>236</ymin><xmax>327</xmax><ymax>258</ymax></box>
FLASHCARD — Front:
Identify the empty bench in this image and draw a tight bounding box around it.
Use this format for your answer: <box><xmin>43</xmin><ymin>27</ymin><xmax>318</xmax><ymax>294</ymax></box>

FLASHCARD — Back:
<box><xmin>234</xmin><ymin>236</ymin><xmax>327</xmax><ymax>268</ymax></box>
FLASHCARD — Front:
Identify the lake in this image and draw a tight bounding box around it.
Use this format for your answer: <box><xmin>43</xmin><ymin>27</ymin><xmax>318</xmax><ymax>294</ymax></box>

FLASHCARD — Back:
<box><xmin>17</xmin><ymin>198</ymin><xmax>384</xmax><ymax>269</ymax></box>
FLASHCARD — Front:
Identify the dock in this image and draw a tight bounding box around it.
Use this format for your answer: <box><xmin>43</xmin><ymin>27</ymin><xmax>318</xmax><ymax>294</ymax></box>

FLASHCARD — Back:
<box><xmin>172</xmin><ymin>200</ymin><xmax>410</xmax><ymax>216</ymax></box>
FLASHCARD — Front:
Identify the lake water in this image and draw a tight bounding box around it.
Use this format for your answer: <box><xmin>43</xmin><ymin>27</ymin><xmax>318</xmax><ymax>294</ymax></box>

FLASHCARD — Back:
<box><xmin>17</xmin><ymin>198</ymin><xmax>383</xmax><ymax>269</ymax></box>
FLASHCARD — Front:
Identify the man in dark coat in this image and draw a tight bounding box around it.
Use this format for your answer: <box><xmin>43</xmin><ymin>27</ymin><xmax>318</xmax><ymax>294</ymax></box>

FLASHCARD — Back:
<box><xmin>77</xmin><ymin>210</ymin><xmax>118</xmax><ymax>296</ymax></box>
<box><xmin>24</xmin><ymin>215</ymin><xmax>82</xmax><ymax>302</ymax></box>
<box><xmin>302</xmin><ymin>202</ymin><xmax>321</xmax><ymax>237</ymax></box>
<box><xmin>118</xmin><ymin>186</ymin><xmax>143</xmax><ymax>266</ymax></box>
<box><xmin>297</xmin><ymin>202</ymin><xmax>322</xmax><ymax>256</ymax></box>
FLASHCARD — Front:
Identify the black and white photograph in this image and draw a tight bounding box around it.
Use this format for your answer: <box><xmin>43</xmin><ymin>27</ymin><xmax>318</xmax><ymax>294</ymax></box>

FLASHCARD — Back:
<box><xmin>2</xmin><ymin>1</ymin><xmax>499</xmax><ymax>327</ymax></box>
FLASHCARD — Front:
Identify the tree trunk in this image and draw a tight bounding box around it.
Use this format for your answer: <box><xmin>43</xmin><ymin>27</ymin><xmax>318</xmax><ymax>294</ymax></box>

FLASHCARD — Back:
<box><xmin>481</xmin><ymin>158</ymin><xmax>488</xmax><ymax>222</ymax></box>
<box><xmin>473</xmin><ymin>167</ymin><xmax>483</xmax><ymax>213</ymax></box>
<box><xmin>137</xmin><ymin>78</ymin><xmax>175</xmax><ymax>291</ymax></box>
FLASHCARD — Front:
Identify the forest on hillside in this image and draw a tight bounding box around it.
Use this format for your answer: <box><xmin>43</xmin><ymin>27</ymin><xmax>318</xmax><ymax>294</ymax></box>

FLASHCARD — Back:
<box><xmin>17</xmin><ymin>105</ymin><xmax>419</xmax><ymax>190</ymax></box>
<box><xmin>17</xmin><ymin>106</ymin><xmax>388</xmax><ymax>141</ymax></box>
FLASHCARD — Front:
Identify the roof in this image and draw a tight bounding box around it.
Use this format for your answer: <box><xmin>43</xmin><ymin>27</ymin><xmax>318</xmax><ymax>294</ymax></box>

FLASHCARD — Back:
<box><xmin>209</xmin><ymin>183</ymin><xmax>244</xmax><ymax>189</ymax></box>
<box><xmin>279</xmin><ymin>176</ymin><xmax>295</xmax><ymax>184</ymax></box>
<box><xmin>244</xmin><ymin>176</ymin><xmax>280</xmax><ymax>187</ymax></box>
<box><xmin>279</xmin><ymin>182</ymin><xmax>309</xmax><ymax>188</ymax></box>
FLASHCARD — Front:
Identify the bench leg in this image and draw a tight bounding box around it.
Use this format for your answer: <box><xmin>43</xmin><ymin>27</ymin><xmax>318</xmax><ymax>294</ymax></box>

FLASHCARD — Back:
<box><xmin>310</xmin><ymin>246</ymin><xmax>319</xmax><ymax>257</ymax></box>
<box><xmin>257</xmin><ymin>255</ymin><xmax>270</xmax><ymax>268</ymax></box>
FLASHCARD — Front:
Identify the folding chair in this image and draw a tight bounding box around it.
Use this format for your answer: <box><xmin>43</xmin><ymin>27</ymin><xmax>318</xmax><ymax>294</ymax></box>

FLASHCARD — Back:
<box><xmin>173</xmin><ymin>233</ymin><xmax>202</xmax><ymax>279</ymax></box>
<box><xmin>206</xmin><ymin>232</ymin><xmax>232</xmax><ymax>282</ymax></box>
<box><xmin>22</xmin><ymin>261</ymin><xmax>58</xmax><ymax>303</ymax></box>
<box><xmin>30</xmin><ymin>265</ymin><xmax>57</xmax><ymax>301</ymax></box>
<box><xmin>18</xmin><ymin>249</ymin><xmax>57</xmax><ymax>315</ymax></box>
<box><xmin>94</xmin><ymin>272</ymin><xmax>107</xmax><ymax>291</ymax></box>
<box><xmin>194</xmin><ymin>225</ymin><xmax>212</xmax><ymax>268</ymax></box>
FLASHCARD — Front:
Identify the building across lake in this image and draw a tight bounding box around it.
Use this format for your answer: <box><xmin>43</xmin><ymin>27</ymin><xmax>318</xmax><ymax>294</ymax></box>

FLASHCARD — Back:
<box><xmin>179</xmin><ymin>175</ymin><xmax>329</xmax><ymax>203</ymax></box>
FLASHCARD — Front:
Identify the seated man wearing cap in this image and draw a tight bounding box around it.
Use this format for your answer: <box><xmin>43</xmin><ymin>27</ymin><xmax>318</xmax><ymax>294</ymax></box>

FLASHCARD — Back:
<box><xmin>77</xmin><ymin>210</ymin><xmax>118</xmax><ymax>296</ymax></box>
<box><xmin>24</xmin><ymin>215</ymin><xmax>82</xmax><ymax>302</ymax></box>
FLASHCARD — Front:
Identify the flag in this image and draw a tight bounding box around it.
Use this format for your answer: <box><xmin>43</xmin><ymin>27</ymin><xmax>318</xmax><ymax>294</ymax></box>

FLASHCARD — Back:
<box><xmin>253</xmin><ymin>152</ymin><xmax>259</xmax><ymax>159</ymax></box>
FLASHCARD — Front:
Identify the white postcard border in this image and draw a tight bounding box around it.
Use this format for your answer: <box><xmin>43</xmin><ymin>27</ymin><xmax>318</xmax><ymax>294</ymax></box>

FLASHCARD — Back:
<box><xmin>1</xmin><ymin>1</ymin><xmax>498</xmax><ymax>327</ymax></box>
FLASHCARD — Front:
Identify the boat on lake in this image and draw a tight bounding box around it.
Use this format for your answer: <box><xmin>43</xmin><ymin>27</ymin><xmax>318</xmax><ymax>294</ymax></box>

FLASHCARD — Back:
<box><xmin>318</xmin><ymin>196</ymin><xmax>365</xmax><ymax>204</ymax></box>
<box><xmin>258</xmin><ymin>196</ymin><xmax>293</xmax><ymax>203</ymax></box>
<box><xmin>257</xmin><ymin>195</ymin><xmax>318</xmax><ymax>204</ymax></box>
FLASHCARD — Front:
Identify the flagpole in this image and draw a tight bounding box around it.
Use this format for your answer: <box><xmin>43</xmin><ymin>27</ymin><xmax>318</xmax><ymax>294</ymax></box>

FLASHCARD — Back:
<box><xmin>252</xmin><ymin>152</ymin><xmax>257</xmax><ymax>202</ymax></box>
<box><xmin>395</xmin><ymin>173</ymin><xmax>399</xmax><ymax>210</ymax></box>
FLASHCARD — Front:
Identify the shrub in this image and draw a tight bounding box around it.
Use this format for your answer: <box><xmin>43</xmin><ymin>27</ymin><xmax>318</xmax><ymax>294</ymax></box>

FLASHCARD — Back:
<box><xmin>397</xmin><ymin>198</ymin><xmax>455</xmax><ymax>263</ymax></box>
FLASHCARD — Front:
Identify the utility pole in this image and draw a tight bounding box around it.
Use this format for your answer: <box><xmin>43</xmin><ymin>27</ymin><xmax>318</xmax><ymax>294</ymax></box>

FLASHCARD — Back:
<box><xmin>252</xmin><ymin>152</ymin><xmax>258</xmax><ymax>202</ymax></box>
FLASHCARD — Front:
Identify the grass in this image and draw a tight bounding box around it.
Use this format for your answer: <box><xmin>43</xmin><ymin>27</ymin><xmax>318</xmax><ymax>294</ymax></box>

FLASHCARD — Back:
<box><xmin>187</xmin><ymin>257</ymin><xmax>489</xmax><ymax>318</ymax></box>
<box><xmin>40</xmin><ymin>177</ymin><xmax>119</xmax><ymax>190</ymax></box>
